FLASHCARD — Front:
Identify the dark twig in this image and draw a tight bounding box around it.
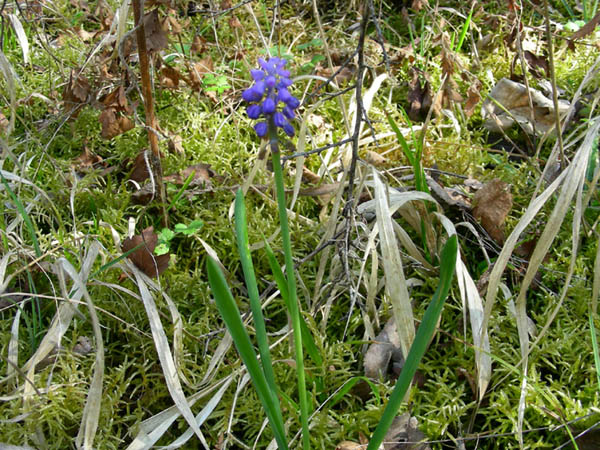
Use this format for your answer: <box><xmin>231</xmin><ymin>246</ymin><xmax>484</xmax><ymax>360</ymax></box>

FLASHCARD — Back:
<box><xmin>282</xmin><ymin>137</ymin><xmax>354</xmax><ymax>162</ymax></box>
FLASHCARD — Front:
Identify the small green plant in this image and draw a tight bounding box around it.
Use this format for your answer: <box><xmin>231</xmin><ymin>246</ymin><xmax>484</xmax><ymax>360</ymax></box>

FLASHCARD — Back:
<box><xmin>207</xmin><ymin>57</ymin><xmax>308</xmax><ymax>449</ymax></box>
<box><xmin>155</xmin><ymin>219</ymin><xmax>203</xmax><ymax>255</ymax></box>
<box><xmin>202</xmin><ymin>74</ymin><xmax>231</xmax><ymax>95</ymax></box>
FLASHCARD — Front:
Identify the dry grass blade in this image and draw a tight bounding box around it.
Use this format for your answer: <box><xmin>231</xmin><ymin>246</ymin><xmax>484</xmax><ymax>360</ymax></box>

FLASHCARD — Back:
<box><xmin>57</xmin><ymin>258</ymin><xmax>104</xmax><ymax>450</ymax></box>
<box><xmin>7</xmin><ymin>308</ymin><xmax>21</xmax><ymax>382</ymax></box>
<box><xmin>0</xmin><ymin>51</ymin><xmax>17</xmax><ymax>134</ymax></box>
<box><xmin>130</xmin><ymin>264</ymin><xmax>209</xmax><ymax>448</ymax></box>
<box><xmin>436</xmin><ymin>214</ymin><xmax>491</xmax><ymax>400</ymax></box>
<box><xmin>341</xmin><ymin>74</ymin><xmax>388</xmax><ymax>169</ymax></box>
<box><xmin>127</xmin><ymin>377</ymin><xmax>233</xmax><ymax>450</ymax></box>
<box><xmin>373</xmin><ymin>169</ymin><xmax>414</xmax><ymax>357</ymax></box>
<box><xmin>8</xmin><ymin>14</ymin><xmax>29</xmax><ymax>65</ymax></box>
<box><xmin>20</xmin><ymin>243</ymin><xmax>100</xmax><ymax>377</ymax></box>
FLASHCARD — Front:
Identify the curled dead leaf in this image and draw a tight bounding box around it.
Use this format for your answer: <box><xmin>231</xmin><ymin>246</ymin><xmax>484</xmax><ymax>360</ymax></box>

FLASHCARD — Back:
<box><xmin>472</xmin><ymin>179</ymin><xmax>512</xmax><ymax>243</ymax></box>
<box><xmin>63</xmin><ymin>69</ymin><xmax>91</xmax><ymax>117</ymax></box>
<box><xmin>122</xmin><ymin>227</ymin><xmax>169</xmax><ymax>278</ymax></box>
<box><xmin>163</xmin><ymin>163</ymin><xmax>216</xmax><ymax>186</ymax></box>
<box><xmin>99</xmin><ymin>108</ymin><xmax>134</xmax><ymax>139</ymax></box>
<box><xmin>464</xmin><ymin>79</ymin><xmax>482</xmax><ymax>117</ymax></box>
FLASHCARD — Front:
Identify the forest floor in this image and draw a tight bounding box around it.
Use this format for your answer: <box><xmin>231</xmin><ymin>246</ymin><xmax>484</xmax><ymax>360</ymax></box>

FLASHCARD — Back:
<box><xmin>0</xmin><ymin>0</ymin><xmax>599</xmax><ymax>448</ymax></box>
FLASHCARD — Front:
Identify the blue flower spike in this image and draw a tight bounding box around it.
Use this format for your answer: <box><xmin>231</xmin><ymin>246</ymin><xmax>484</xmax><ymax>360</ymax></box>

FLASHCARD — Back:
<box><xmin>243</xmin><ymin>57</ymin><xmax>300</xmax><ymax>137</ymax></box>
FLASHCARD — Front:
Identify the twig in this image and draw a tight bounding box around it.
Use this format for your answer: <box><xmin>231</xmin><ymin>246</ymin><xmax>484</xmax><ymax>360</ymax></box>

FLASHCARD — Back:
<box><xmin>132</xmin><ymin>0</ymin><xmax>168</xmax><ymax>228</ymax></box>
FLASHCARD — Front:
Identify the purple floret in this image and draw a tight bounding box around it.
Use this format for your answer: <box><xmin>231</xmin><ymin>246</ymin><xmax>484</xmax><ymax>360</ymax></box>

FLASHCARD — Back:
<box><xmin>243</xmin><ymin>57</ymin><xmax>301</xmax><ymax>138</ymax></box>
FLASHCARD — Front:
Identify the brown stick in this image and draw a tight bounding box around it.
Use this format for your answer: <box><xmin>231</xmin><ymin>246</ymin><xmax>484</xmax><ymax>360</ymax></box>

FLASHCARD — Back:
<box><xmin>132</xmin><ymin>0</ymin><xmax>169</xmax><ymax>227</ymax></box>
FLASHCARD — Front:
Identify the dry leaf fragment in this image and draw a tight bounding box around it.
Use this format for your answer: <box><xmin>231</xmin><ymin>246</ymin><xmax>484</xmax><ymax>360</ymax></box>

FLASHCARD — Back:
<box><xmin>0</xmin><ymin>112</ymin><xmax>8</xmax><ymax>134</ymax></box>
<box><xmin>100</xmin><ymin>86</ymin><xmax>131</xmax><ymax>113</ymax></box>
<box><xmin>160</xmin><ymin>65</ymin><xmax>186</xmax><ymax>88</ymax></box>
<box><xmin>364</xmin><ymin>318</ymin><xmax>403</xmax><ymax>379</ymax></box>
<box><xmin>335</xmin><ymin>442</ymin><xmax>363</xmax><ymax>450</ymax></box>
<box><xmin>407</xmin><ymin>68</ymin><xmax>432</xmax><ymax>121</ymax></box>
<box><xmin>191</xmin><ymin>34</ymin><xmax>207</xmax><ymax>54</ymax></box>
<box><xmin>523</xmin><ymin>50</ymin><xmax>549</xmax><ymax>79</ymax></box>
<box><xmin>464</xmin><ymin>79</ymin><xmax>482</xmax><ymax>117</ymax></box>
<box><xmin>129</xmin><ymin>151</ymin><xmax>151</xmax><ymax>183</ymax></box>
<box><xmin>167</xmin><ymin>134</ymin><xmax>185</xmax><ymax>154</ymax></box>
<box><xmin>365</xmin><ymin>150</ymin><xmax>387</xmax><ymax>166</ymax></box>
<box><xmin>72</xmin><ymin>146</ymin><xmax>103</xmax><ymax>171</ymax></box>
<box><xmin>163</xmin><ymin>163</ymin><xmax>216</xmax><ymax>186</ymax></box>
<box><xmin>122</xmin><ymin>9</ymin><xmax>168</xmax><ymax>57</ymax></box>
<box><xmin>122</xmin><ymin>227</ymin><xmax>170</xmax><ymax>278</ymax></box>
<box><xmin>481</xmin><ymin>78</ymin><xmax>570</xmax><ymax>135</ymax></box>
<box><xmin>381</xmin><ymin>413</ymin><xmax>430</xmax><ymax>450</ymax></box>
<box><xmin>63</xmin><ymin>69</ymin><xmax>91</xmax><ymax>117</ymax></box>
<box><xmin>472</xmin><ymin>179</ymin><xmax>512</xmax><ymax>243</ymax></box>
<box><xmin>99</xmin><ymin>108</ymin><xmax>134</xmax><ymax>139</ymax></box>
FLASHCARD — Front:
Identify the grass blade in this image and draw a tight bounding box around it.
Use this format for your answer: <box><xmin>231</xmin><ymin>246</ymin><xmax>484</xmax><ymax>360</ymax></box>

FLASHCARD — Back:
<box><xmin>367</xmin><ymin>235</ymin><xmax>458</xmax><ymax>450</ymax></box>
<box><xmin>264</xmin><ymin>239</ymin><xmax>323</xmax><ymax>367</ymax></box>
<box><xmin>234</xmin><ymin>189</ymin><xmax>284</xmax><ymax>425</ymax></box>
<box><xmin>207</xmin><ymin>256</ymin><xmax>288</xmax><ymax>449</ymax></box>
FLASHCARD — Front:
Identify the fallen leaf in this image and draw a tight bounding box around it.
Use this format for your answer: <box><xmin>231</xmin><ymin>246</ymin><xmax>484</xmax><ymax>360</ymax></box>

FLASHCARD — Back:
<box><xmin>302</xmin><ymin>167</ymin><xmax>321</xmax><ymax>184</ymax></box>
<box><xmin>100</xmin><ymin>86</ymin><xmax>131</xmax><ymax>113</ymax></box>
<box><xmin>72</xmin><ymin>145</ymin><xmax>103</xmax><ymax>171</ymax></box>
<box><xmin>380</xmin><ymin>413</ymin><xmax>430</xmax><ymax>450</ymax></box>
<box><xmin>481</xmin><ymin>78</ymin><xmax>570</xmax><ymax>135</ymax></box>
<box><xmin>472</xmin><ymin>179</ymin><xmax>512</xmax><ymax>243</ymax></box>
<box><xmin>167</xmin><ymin>134</ymin><xmax>185</xmax><ymax>154</ymax></box>
<box><xmin>129</xmin><ymin>150</ymin><xmax>151</xmax><ymax>183</ymax></box>
<box><xmin>464</xmin><ymin>79</ymin><xmax>482</xmax><ymax>117</ymax></box>
<box><xmin>315</xmin><ymin>64</ymin><xmax>355</xmax><ymax>87</ymax></box>
<box><xmin>163</xmin><ymin>163</ymin><xmax>216</xmax><ymax>186</ymax></box>
<box><xmin>335</xmin><ymin>442</ymin><xmax>362</xmax><ymax>450</ymax></box>
<box><xmin>122</xmin><ymin>227</ymin><xmax>170</xmax><ymax>278</ymax></box>
<box><xmin>364</xmin><ymin>317</ymin><xmax>403</xmax><ymax>380</ymax></box>
<box><xmin>191</xmin><ymin>34</ymin><xmax>207</xmax><ymax>53</ymax></box>
<box><xmin>365</xmin><ymin>150</ymin><xmax>387</xmax><ymax>167</ymax></box>
<box><xmin>569</xmin><ymin>10</ymin><xmax>600</xmax><ymax>45</ymax></box>
<box><xmin>0</xmin><ymin>112</ymin><xmax>8</xmax><ymax>134</ymax></box>
<box><xmin>229</xmin><ymin>16</ymin><xmax>242</xmax><ymax>28</ymax></box>
<box><xmin>165</xmin><ymin>14</ymin><xmax>182</xmax><ymax>34</ymax></box>
<box><xmin>99</xmin><ymin>108</ymin><xmax>134</xmax><ymax>139</ymax></box>
<box><xmin>160</xmin><ymin>65</ymin><xmax>186</xmax><ymax>88</ymax></box>
<box><xmin>74</xmin><ymin>26</ymin><xmax>96</xmax><ymax>42</ymax></box>
<box><xmin>122</xmin><ymin>9</ymin><xmax>168</xmax><ymax>57</ymax></box>
<box><xmin>63</xmin><ymin>69</ymin><xmax>91</xmax><ymax>117</ymax></box>
<box><xmin>411</xmin><ymin>0</ymin><xmax>428</xmax><ymax>11</ymax></box>
<box><xmin>523</xmin><ymin>50</ymin><xmax>549</xmax><ymax>79</ymax></box>
<box><xmin>188</xmin><ymin>57</ymin><xmax>214</xmax><ymax>90</ymax></box>
<box><xmin>407</xmin><ymin>68</ymin><xmax>432</xmax><ymax>121</ymax></box>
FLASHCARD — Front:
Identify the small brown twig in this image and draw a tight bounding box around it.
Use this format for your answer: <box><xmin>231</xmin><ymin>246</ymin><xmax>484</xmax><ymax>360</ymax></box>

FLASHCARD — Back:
<box><xmin>132</xmin><ymin>0</ymin><xmax>168</xmax><ymax>228</ymax></box>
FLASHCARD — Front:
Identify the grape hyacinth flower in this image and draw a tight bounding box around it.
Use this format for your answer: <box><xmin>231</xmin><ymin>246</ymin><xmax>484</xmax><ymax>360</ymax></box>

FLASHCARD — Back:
<box><xmin>242</xmin><ymin>57</ymin><xmax>300</xmax><ymax>138</ymax></box>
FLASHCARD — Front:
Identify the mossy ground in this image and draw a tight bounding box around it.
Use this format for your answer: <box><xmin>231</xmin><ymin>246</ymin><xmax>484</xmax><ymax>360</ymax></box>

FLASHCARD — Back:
<box><xmin>0</xmin><ymin>0</ymin><xmax>599</xmax><ymax>448</ymax></box>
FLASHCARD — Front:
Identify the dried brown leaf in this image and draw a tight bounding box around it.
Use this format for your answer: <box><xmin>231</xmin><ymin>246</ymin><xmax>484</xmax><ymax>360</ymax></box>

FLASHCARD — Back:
<box><xmin>160</xmin><ymin>65</ymin><xmax>186</xmax><ymax>88</ymax></box>
<box><xmin>63</xmin><ymin>69</ymin><xmax>91</xmax><ymax>117</ymax></box>
<box><xmin>473</xmin><ymin>179</ymin><xmax>512</xmax><ymax>243</ymax></box>
<box><xmin>407</xmin><ymin>69</ymin><xmax>431</xmax><ymax>121</ymax></box>
<box><xmin>121</xmin><ymin>227</ymin><xmax>169</xmax><ymax>278</ymax></box>
<box><xmin>167</xmin><ymin>134</ymin><xmax>185</xmax><ymax>154</ymax></box>
<box><xmin>365</xmin><ymin>150</ymin><xmax>387</xmax><ymax>166</ymax></box>
<box><xmin>191</xmin><ymin>34</ymin><xmax>207</xmax><ymax>54</ymax></box>
<box><xmin>99</xmin><ymin>108</ymin><xmax>134</xmax><ymax>139</ymax></box>
<box><xmin>163</xmin><ymin>163</ymin><xmax>215</xmax><ymax>186</ymax></box>
<box><xmin>100</xmin><ymin>86</ymin><xmax>131</xmax><ymax>113</ymax></box>
<box><xmin>129</xmin><ymin>151</ymin><xmax>151</xmax><ymax>183</ymax></box>
<box><xmin>523</xmin><ymin>50</ymin><xmax>549</xmax><ymax>79</ymax></box>
<box><xmin>0</xmin><ymin>112</ymin><xmax>8</xmax><ymax>134</ymax></box>
<box><xmin>464</xmin><ymin>79</ymin><xmax>482</xmax><ymax>117</ymax></box>
<box><xmin>72</xmin><ymin>146</ymin><xmax>103</xmax><ymax>171</ymax></box>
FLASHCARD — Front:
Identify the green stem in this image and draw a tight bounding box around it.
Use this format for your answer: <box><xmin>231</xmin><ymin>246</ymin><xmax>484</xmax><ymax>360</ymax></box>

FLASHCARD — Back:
<box><xmin>268</xmin><ymin>120</ymin><xmax>310</xmax><ymax>450</ymax></box>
